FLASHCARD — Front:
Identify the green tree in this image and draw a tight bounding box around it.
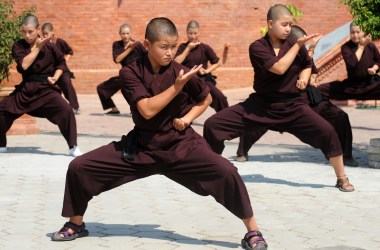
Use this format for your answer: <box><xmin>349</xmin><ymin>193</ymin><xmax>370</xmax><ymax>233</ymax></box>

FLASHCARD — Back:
<box><xmin>0</xmin><ymin>0</ymin><xmax>35</xmax><ymax>87</ymax></box>
<box><xmin>340</xmin><ymin>0</ymin><xmax>380</xmax><ymax>39</ymax></box>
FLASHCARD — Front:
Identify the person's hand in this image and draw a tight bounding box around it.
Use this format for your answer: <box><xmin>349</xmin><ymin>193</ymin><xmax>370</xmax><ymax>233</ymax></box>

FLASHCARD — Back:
<box><xmin>172</xmin><ymin>117</ymin><xmax>190</xmax><ymax>131</ymax></box>
<box><xmin>296</xmin><ymin>79</ymin><xmax>308</xmax><ymax>90</ymax></box>
<box><xmin>175</xmin><ymin>65</ymin><xmax>202</xmax><ymax>87</ymax></box>
<box><xmin>308</xmin><ymin>35</ymin><xmax>323</xmax><ymax>50</ymax></box>
<box><xmin>47</xmin><ymin>76</ymin><xmax>58</xmax><ymax>85</ymax></box>
<box><xmin>36</xmin><ymin>35</ymin><xmax>52</xmax><ymax>49</ymax></box>
<box><xmin>187</xmin><ymin>41</ymin><xmax>201</xmax><ymax>50</ymax></box>
<box><xmin>309</xmin><ymin>74</ymin><xmax>319</xmax><ymax>87</ymax></box>
<box><xmin>198</xmin><ymin>67</ymin><xmax>207</xmax><ymax>75</ymax></box>
<box><xmin>127</xmin><ymin>40</ymin><xmax>138</xmax><ymax>49</ymax></box>
<box><xmin>359</xmin><ymin>34</ymin><xmax>372</xmax><ymax>47</ymax></box>
<box><xmin>368</xmin><ymin>67</ymin><xmax>377</xmax><ymax>75</ymax></box>
<box><xmin>297</xmin><ymin>33</ymin><xmax>320</xmax><ymax>47</ymax></box>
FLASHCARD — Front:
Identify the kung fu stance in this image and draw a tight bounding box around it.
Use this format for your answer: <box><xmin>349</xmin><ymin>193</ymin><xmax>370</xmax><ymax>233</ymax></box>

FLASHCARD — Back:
<box><xmin>0</xmin><ymin>15</ymin><xmax>82</xmax><ymax>157</ymax></box>
<box><xmin>51</xmin><ymin>17</ymin><xmax>268</xmax><ymax>250</ymax></box>
<box><xmin>203</xmin><ymin>5</ymin><xmax>354</xmax><ymax>192</ymax></box>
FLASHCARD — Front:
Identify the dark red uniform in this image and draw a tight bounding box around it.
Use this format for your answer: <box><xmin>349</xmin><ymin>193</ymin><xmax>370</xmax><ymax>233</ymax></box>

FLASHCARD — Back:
<box><xmin>97</xmin><ymin>40</ymin><xmax>146</xmax><ymax>110</ymax></box>
<box><xmin>0</xmin><ymin>39</ymin><xmax>77</xmax><ymax>147</ymax></box>
<box><xmin>204</xmin><ymin>35</ymin><xmax>342</xmax><ymax>160</ymax></box>
<box><xmin>53</xmin><ymin>38</ymin><xmax>80</xmax><ymax>110</ymax></box>
<box><xmin>176</xmin><ymin>42</ymin><xmax>228</xmax><ymax>112</ymax></box>
<box><xmin>318</xmin><ymin>40</ymin><xmax>380</xmax><ymax>99</ymax></box>
<box><xmin>61</xmin><ymin>55</ymin><xmax>253</xmax><ymax>220</ymax></box>
<box><xmin>237</xmin><ymin>63</ymin><xmax>354</xmax><ymax>160</ymax></box>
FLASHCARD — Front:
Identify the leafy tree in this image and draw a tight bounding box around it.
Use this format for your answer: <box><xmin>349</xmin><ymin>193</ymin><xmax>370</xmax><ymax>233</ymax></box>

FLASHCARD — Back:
<box><xmin>340</xmin><ymin>0</ymin><xmax>380</xmax><ymax>39</ymax></box>
<box><xmin>0</xmin><ymin>0</ymin><xmax>35</xmax><ymax>87</ymax></box>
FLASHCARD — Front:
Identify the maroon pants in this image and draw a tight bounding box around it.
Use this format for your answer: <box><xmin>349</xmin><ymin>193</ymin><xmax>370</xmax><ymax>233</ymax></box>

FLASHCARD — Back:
<box><xmin>237</xmin><ymin>100</ymin><xmax>353</xmax><ymax>159</ymax></box>
<box><xmin>97</xmin><ymin>76</ymin><xmax>122</xmax><ymax>110</ymax></box>
<box><xmin>318</xmin><ymin>80</ymin><xmax>380</xmax><ymax>100</ymax></box>
<box><xmin>56</xmin><ymin>72</ymin><xmax>80</xmax><ymax>110</ymax></box>
<box><xmin>61</xmin><ymin>138</ymin><xmax>253</xmax><ymax>219</ymax></box>
<box><xmin>0</xmin><ymin>95</ymin><xmax>77</xmax><ymax>147</ymax></box>
<box><xmin>206</xmin><ymin>81</ymin><xmax>229</xmax><ymax>112</ymax></box>
<box><xmin>204</xmin><ymin>102</ymin><xmax>342</xmax><ymax>159</ymax></box>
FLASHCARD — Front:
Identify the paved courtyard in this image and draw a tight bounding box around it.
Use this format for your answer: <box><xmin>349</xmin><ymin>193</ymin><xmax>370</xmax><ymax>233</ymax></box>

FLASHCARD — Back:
<box><xmin>1</xmin><ymin>89</ymin><xmax>380</xmax><ymax>249</ymax></box>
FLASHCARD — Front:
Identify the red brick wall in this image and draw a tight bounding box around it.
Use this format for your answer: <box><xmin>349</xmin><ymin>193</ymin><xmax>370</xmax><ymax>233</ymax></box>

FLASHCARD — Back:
<box><xmin>7</xmin><ymin>0</ymin><xmax>352</xmax><ymax>92</ymax></box>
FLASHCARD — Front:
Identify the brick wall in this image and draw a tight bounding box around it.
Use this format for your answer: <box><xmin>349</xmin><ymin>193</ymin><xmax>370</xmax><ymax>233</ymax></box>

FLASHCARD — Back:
<box><xmin>7</xmin><ymin>0</ymin><xmax>352</xmax><ymax>92</ymax></box>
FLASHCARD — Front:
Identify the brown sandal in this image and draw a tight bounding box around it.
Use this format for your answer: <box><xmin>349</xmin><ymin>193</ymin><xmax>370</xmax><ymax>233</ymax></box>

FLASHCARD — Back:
<box><xmin>335</xmin><ymin>177</ymin><xmax>354</xmax><ymax>192</ymax></box>
<box><xmin>51</xmin><ymin>221</ymin><xmax>89</xmax><ymax>241</ymax></box>
<box><xmin>241</xmin><ymin>230</ymin><xmax>268</xmax><ymax>250</ymax></box>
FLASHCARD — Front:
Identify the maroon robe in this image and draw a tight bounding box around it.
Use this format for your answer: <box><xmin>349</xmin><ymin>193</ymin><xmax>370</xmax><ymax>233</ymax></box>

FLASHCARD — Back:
<box><xmin>176</xmin><ymin>42</ymin><xmax>228</xmax><ymax>111</ymax></box>
<box><xmin>318</xmin><ymin>40</ymin><xmax>380</xmax><ymax>99</ymax></box>
<box><xmin>61</xmin><ymin>55</ymin><xmax>253</xmax><ymax>220</ymax></box>
<box><xmin>97</xmin><ymin>40</ymin><xmax>146</xmax><ymax>110</ymax></box>
<box><xmin>0</xmin><ymin>39</ymin><xmax>77</xmax><ymax>147</ymax></box>
<box><xmin>204</xmin><ymin>34</ymin><xmax>342</xmax><ymax>160</ymax></box>
<box><xmin>54</xmin><ymin>38</ymin><xmax>73</xmax><ymax>56</ymax></box>
<box><xmin>53</xmin><ymin>38</ymin><xmax>80</xmax><ymax>109</ymax></box>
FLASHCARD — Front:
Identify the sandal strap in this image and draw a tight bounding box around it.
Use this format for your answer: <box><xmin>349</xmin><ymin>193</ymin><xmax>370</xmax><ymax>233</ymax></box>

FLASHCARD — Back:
<box><xmin>244</xmin><ymin>230</ymin><xmax>263</xmax><ymax>240</ymax></box>
<box><xmin>337</xmin><ymin>177</ymin><xmax>351</xmax><ymax>186</ymax></box>
<box><xmin>336</xmin><ymin>177</ymin><xmax>354</xmax><ymax>191</ymax></box>
<box><xmin>244</xmin><ymin>230</ymin><xmax>267</xmax><ymax>248</ymax></box>
<box><xmin>60</xmin><ymin>221</ymin><xmax>86</xmax><ymax>234</ymax></box>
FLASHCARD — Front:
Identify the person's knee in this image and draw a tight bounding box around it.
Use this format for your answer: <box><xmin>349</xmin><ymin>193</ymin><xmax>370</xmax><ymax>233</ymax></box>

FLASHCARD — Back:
<box><xmin>61</xmin><ymin>102</ymin><xmax>73</xmax><ymax>116</ymax></box>
<box><xmin>320</xmin><ymin>125</ymin><xmax>335</xmax><ymax>138</ymax></box>
<box><xmin>67</xmin><ymin>157</ymin><xmax>84</xmax><ymax>176</ymax></box>
<box><xmin>96</xmin><ymin>83</ymin><xmax>104</xmax><ymax>93</ymax></box>
<box><xmin>218</xmin><ymin>163</ymin><xmax>240</xmax><ymax>182</ymax></box>
<box><xmin>203</xmin><ymin>117</ymin><xmax>216</xmax><ymax>137</ymax></box>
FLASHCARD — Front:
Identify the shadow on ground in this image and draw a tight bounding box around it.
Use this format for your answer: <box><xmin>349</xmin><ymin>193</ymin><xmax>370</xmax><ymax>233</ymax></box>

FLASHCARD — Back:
<box><xmin>46</xmin><ymin>223</ymin><xmax>240</xmax><ymax>248</ymax></box>
<box><xmin>241</xmin><ymin>173</ymin><xmax>331</xmax><ymax>189</ymax></box>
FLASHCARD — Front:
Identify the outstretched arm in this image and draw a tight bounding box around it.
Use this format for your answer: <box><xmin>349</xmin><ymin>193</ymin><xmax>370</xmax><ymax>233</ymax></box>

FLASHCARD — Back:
<box><xmin>172</xmin><ymin>93</ymin><xmax>212</xmax><ymax>131</ymax></box>
<box><xmin>115</xmin><ymin>41</ymin><xmax>139</xmax><ymax>64</ymax></box>
<box><xmin>307</xmin><ymin>35</ymin><xmax>322</xmax><ymax>57</ymax></box>
<box><xmin>21</xmin><ymin>35</ymin><xmax>52</xmax><ymax>70</ymax></box>
<box><xmin>269</xmin><ymin>33</ymin><xmax>320</xmax><ymax>75</ymax></box>
<box><xmin>137</xmin><ymin>65</ymin><xmax>202</xmax><ymax>120</ymax></box>
<box><xmin>174</xmin><ymin>41</ymin><xmax>201</xmax><ymax>64</ymax></box>
<box><xmin>199</xmin><ymin>60</ymin><xmax>221</xmax><ymax>75</ymax></box>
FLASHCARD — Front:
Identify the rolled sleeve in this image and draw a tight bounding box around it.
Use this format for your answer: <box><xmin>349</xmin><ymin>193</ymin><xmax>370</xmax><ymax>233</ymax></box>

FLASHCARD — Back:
<box><xmin>249</xmin><ymin>41</ymin><xmax>279</xmax><ymax>70</ymax></box>
<box><xmin>119</xmin><ymin>66</ymin><xmax>151</xmax><ymax>109</ymax></box>
<box><xmin>112</xmin><ymin>41</ymin><xmax>124</xmax><ymax>63</ymax></box>
<box><xmin>300</xmin><ymin>46</ymin><xmax>312</xmax><ymax>70</ymax></box>
<box><xmin>12</xmin><ymin>41</ymin><xmax>28</xmax><ymax>73</ymax></box>
<box><xmin>205</xmin><ymin>44</ymin><xmax>220</xmax><ymax>65</ymax></box>
<box><xmin>184</xmin><ymin>76</ymin><xmax>210</xmax><ymax>103</ymax></box>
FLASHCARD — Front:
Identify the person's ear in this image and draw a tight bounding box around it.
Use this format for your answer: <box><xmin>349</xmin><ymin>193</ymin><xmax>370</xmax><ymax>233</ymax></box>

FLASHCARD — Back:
<box><xmin>267</xmin><ymin>20</ymin><xmax>273</xmax><ymax>29</ymax></box>
<box><xmin>143</xmin><ymin>39</ymin><xmax>150</xmax><ymax>51</ymax></box>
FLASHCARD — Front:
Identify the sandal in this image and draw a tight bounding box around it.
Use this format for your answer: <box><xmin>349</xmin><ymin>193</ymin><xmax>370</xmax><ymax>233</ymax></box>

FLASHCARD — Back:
<box><xmin>335</xmin><ymin>176</ymin><xmax>355</xmax><ymax>192</ymax></box>
<box><xmin>51</xmin><ymin>221</ymin><xmax>89</xmax><ymax>241</ymax></box>
<box><xmin>241</xmin><ymin>230</ymin><xmax>268</xmax><ymax>250</ymax></box>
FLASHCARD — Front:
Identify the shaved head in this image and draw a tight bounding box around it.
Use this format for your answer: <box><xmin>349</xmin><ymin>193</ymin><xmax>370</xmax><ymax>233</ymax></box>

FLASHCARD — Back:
<box><xmin>119</xmin><ymin>23</ymin><xmax>131</xmax><ymax>33</ymax></box>
<box><xmin>22</xmin><ymin>15</ymin><xmax>39</xmax><ymax>28</ymax></box>
<box><xmin>42</xmin><ymin>22</ymin><xmax>53</xmax><ymax>31</ymax></box>
<box><xmin>289</xmin><ymin>25</ymin><xmax>306</xmax><ymax>40</ymax></box>
<box><xmin>267</xmin><ymin>4</ymin><xmax>292</xmax><ymax>22</ymax></box>
<box><xmin>145</xmin><ymin>17</ymin><xmax>178</xmax><ymax>43</ymax></box>
<box><xmin>349</xmin><ymin>21</ymin><xmax>360</xmax><ymax>30</ymax></box>
<box><xmin>187</xmin><ymin>20</ymin><xmax>199</xmax><ymax>30</ymax></box>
